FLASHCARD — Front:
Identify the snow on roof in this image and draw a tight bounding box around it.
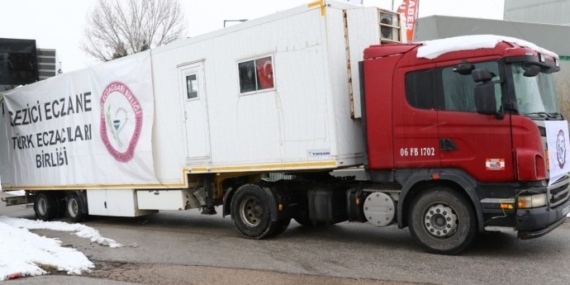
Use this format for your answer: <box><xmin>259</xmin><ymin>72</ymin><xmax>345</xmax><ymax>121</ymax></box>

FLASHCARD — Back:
<box><xmin>416</xmin><ymin>34</ymin><xmax>558</xmax><ymax>60</ymax></box>
<box><xmin>0</xmin><ymin>216</ymin><xmax>122</xmax><ymax>281</ymax></box>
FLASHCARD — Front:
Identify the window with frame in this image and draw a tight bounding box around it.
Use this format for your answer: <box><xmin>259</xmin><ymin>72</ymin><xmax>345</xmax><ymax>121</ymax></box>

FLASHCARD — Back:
<box><xmin>186</xmin><ymin>74</ymin><xmax>198</xmax><ymax>99</ymax></box>
<box><xmin>440</xmin><ymin>61</ymin><xmax>502</xmax><ymax>112</ymax></box>
<box><xmin>239</xmin><ymin>56</ymin><xmax>274</xmax><ymax>94</ymax></box>
<box><xmin>405</xmin><ymin>69</ymin><xmax>435</xmax><ymax>110</ymax></box>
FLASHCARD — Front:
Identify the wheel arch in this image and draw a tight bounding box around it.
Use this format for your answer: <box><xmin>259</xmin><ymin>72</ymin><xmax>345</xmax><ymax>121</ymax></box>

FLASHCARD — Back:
<box><xmin>396</xmin><ymin>169</ymin><xmax>484</xmax><ymax>233</ymax></box>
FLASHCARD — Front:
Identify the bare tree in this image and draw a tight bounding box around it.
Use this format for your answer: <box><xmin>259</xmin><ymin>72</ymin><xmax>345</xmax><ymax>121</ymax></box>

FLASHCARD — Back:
<box><xmin>82</xmin><ymin>0</ymin><xmax>185</xmax><ymax>62</ymax></box>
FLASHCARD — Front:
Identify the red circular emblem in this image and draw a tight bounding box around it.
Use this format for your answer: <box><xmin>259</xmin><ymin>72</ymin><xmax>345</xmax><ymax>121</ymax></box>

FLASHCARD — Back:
<box><xmin>557</xmin><ymin>129</ymin><xmax>566</xmax><ymax>169</ymax></box>
<box><xmin>100</xmin><ymin>82</ymin><xmax>143</xmax><ymax>162</ymax></box>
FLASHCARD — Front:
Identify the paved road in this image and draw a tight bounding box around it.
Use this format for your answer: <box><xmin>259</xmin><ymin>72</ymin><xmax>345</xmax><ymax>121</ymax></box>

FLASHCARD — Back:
<box><xmin>2</xmin><ymin>201</ymin><xmax>570</xmax><ymax>285</ymax></box>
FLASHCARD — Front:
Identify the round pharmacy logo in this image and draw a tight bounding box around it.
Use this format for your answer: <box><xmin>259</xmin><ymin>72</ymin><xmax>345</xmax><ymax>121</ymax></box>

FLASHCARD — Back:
<box><xmin>556</xmin><ymin>129</ymin><xmax>566</xmax><ymax>169</ymax></box>
<box><xmin>100</xmin><ymin>82</ymin><xmax>143</xmax><ymax>162</ymax></box>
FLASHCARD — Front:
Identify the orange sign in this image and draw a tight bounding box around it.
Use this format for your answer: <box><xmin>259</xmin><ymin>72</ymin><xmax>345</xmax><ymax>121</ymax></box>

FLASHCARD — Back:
<box><xmin>397</xmin><ymin>0</ymin><xmax>419</xmax><ymax>42</ymax></box>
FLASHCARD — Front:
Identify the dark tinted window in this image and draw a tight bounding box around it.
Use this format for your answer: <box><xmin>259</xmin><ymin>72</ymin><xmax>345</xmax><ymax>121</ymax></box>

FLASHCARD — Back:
<box><xmin>239</xmin><ymin>56</ymin><xmax>274</xmax><ymax>94</ymax></box>
<box><xmin>405</xmin><ymin>69</ymin><xmax>434</xmax><ymax>110</ymax></box>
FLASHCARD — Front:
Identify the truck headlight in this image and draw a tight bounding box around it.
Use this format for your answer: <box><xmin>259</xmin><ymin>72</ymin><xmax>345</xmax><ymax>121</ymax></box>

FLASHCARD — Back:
<box><xmin>517</xmin><ymin>194</ymin><xmax>547</xmax><ymax>209</ymax></box>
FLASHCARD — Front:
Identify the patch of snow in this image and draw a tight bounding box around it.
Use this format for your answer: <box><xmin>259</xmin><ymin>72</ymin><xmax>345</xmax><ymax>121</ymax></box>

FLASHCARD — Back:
<box><xmin>417</xmin><ymin>34</ymin><xmax>558</xmax><ymax>60</ymax></box>
<box><xmin>0</xmin><ymin>216</ymin><xmax>122</xmax><ymax>248</ymax></box>
<box><xmin>0</xmin><ymin>216</ymin><xmax>122</xmax><ymax>281</ymax></box>
<box><xmin>2</xmin><ymin>190</ymin><xmax>26</xmax><ymax>196</ymax></box>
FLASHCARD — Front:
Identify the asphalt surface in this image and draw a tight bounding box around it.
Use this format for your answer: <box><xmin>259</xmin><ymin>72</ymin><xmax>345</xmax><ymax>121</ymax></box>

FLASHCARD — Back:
<box><xmin>2</xmin><ymin>199</ymin><xmax>570</xmax><ymax>284</ymax></box>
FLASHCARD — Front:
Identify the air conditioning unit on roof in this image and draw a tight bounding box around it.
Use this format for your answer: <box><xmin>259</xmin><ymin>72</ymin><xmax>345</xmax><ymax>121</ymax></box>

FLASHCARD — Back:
<box><xmin>379</xmin><ymin>10</ymin><xmax>401</xmax><ymax>43</ymax></box>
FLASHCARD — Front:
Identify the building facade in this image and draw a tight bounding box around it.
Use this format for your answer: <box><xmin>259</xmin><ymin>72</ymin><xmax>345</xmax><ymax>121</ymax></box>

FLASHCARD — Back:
<box><xmin>504</xmin><ymin>0</ymin><xmax>570</xmax><ymax>25</ymax></box>
<box><xmin>37</xmin><ymin>48</ymin><xmax>60</xmax><ymax>80</ymax></box>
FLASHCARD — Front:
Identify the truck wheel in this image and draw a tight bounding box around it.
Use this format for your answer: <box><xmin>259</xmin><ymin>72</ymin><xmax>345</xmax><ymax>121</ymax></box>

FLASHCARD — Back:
<box><xmin>408</xmin><ymin>187</ymin><xmax>476</xmax><ymax>255</ymax></box>
<box><xmin>66</xmin><ymin>193</ymin><xmax>87</xmax><ymax>223</ymax></box>
<box><xmin>231</xmin><ymin>184</ymin><xmax>275</xmax><ymax>239</ymax></box>
<box><xmin>34</xmin><ymin>192</ymin><xmax>58</xmax><ymax>221</ymax></box>
<box><xmin>268</xmin><ymin>218</ymin><xmax>291</xmax><ymax>237</ymax></box>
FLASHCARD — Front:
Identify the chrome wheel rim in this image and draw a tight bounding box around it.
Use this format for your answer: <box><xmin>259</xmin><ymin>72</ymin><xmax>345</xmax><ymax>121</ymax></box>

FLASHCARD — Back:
<box><xmin>423</xmin><ymin>203</ymin><xmax>458</xmax><ymax>238</ymax></box>
<box><xmin>68</xmin><ymin>198</ymin><xmax>79</xmax><ymax>218</ymax></box>
<box><xmin>239</xmin><ymin>197</ymin><xmax>263</xmax><ymax>227</ymax></box>
<box><xmin>38</xmin><ymin>197</ymin><xmax>47</xmax><ymax>216</ymax></box>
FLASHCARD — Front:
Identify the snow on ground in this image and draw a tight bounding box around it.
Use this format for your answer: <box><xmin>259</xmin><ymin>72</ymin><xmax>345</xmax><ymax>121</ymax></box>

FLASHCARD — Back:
<box><xmin>2</xmin><ymin>190</ymin><xmax>25</xmax><ymax>196</ymax></box>
<box><xmin>0</xmin><ymin>216</ymin><xmax>122</xmax><ymax>281</ymax></box>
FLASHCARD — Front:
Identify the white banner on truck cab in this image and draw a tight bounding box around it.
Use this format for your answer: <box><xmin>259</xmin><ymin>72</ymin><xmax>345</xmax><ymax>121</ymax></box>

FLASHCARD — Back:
<box><xmin>545</xmin><ymin>121</ymin><xmax>570</xmax><ymax>185</ymax></box>
<box><xmin>1</xmin><ymin>52</ymin><xmax>157</xmax><ymax>187</ymax></box>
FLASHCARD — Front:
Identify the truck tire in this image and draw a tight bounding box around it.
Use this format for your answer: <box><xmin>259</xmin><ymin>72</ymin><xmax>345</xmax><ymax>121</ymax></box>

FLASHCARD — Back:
<box><xmin>34</xmin><ymin>192</ymin><xmax>58</xmax><ymax>221</ymax></box>
<box><xmin>408</xmin><ymin>186</ymin><xmax>476</xmax><ymax>255</ymax></box>
<box><xmin>231</xmin><ymin>184</ymin><xmax>276</xmax><ymax>239</ymax></box>
<box><xmin>66</xmin><ymin>192</ymin><xmax>87</xmax><ymax>223</ymax></box>
<box><xmin>267</xmin><ymin>218</ymin><xmax>291</xmax><ymax>237</ymax></box>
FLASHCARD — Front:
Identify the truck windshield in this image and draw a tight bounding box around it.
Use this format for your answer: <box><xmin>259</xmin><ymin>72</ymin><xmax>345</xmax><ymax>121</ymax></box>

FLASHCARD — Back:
<box><xmin>511</xmin><ymin>62</ymin><xmax>560</xmax><ymax>119</ymax></box>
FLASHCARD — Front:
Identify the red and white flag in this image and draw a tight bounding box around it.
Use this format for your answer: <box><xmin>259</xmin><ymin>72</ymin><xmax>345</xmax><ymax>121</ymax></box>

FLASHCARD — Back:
<box><xmin>397</xmin><ymin>0</ymin><xmax>420</xmax><ymax>42</ymax></box>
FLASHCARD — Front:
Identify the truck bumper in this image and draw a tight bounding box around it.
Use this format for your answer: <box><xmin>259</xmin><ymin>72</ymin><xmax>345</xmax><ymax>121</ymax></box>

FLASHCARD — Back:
<box><xmin>517</xmin><ymin>197</ymin><xmax>570</xmax><ymax>239</ymax></box>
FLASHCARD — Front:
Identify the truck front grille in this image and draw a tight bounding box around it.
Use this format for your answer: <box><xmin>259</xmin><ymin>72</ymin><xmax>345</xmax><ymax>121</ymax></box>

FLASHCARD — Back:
<box><xmin>549</xmin><ymin>176</ymin><xmax>570</xmax><ymax>207</ymax></box>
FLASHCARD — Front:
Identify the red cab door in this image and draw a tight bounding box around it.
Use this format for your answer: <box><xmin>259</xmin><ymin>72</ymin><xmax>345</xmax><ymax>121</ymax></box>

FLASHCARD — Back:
<box><xmin>392</xmin><ymin>65</ymin><xmax>441</xmax><ymax>169</ymax></box>
<box><xmin>435</xmin><ymin>60</ymin><xmax>514</xmax><ymax>182</ymax></box>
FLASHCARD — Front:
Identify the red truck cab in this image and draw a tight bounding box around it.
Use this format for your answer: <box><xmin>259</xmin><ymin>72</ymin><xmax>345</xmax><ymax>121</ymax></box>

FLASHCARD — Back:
<box><xmin>361</xmin><ymin>35</ymin><xmax>570</xmax><ymax>253</ymax></box>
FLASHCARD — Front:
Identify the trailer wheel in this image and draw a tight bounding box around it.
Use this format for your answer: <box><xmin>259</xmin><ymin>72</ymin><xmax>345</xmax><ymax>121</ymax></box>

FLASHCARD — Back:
<box><xmin>231</xmin><ymin>184</ymin><xmax>275</xmax><ymax>239</ymax></box>
<box><xmin>267</xmin><ymin>218</ymin><xmax>291</xmax><ymax>237</ymax></box>
<box><xmin>34</xmin><ymin>192</ymin><xmax>58</xmax><ymax>221</ymax></box>
<box><xmin>66</xmin><ymin>193</ymin><xmax>87</xmax><ymax>223</ymax></box>
<box><xmin>408</xmin><ymin>186</ymin><xmax>476</xmax><ymax>255</ymax></box>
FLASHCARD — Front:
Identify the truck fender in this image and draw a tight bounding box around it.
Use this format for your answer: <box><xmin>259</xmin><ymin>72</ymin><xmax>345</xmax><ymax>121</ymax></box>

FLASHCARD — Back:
<box><xmin>396</xmin><ymin>169</ymin><xmax>484</xmax><ymax>232</ymax></box>
<box><xmin>223</xmin><ymin>184</ymin><xmax>279</xmax><ymax>222</ymax></box>
<box><xmin>222</xmin><ymin>187</ymin><xmax>235</xmax><ymax>218</ymax></box>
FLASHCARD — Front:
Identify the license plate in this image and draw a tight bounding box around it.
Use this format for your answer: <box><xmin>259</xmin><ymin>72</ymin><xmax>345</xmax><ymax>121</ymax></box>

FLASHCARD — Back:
<box><xmin>562</xmin><ymin>205</ymin><xmax>570</xmax><ymax>216</ymax></box>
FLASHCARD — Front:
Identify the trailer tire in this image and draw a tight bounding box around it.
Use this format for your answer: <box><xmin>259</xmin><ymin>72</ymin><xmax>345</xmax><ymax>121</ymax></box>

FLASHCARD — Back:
<box><xmin>267</xmin><ymin>218</ymin><xmax>291</xmax><ymax>237</ymax></box>
<box><xmin>55</xmin><ymin>192</ymin><xmax>67</xmax><ymax>218</ymax></box>
<box><xmin>408</xmin><ymin>186</ymin><xmax>476</xmax><ymax>255</ymax></box>
<box><xmin>231</xmin><ymin>184</ymin><xmax>276</xmax><ymax>239</ymax></box>
<box><xmin>66</xmin><ymin>193</ymin><xmax>87</xmax><ymax>223</ymax></box>
<box><xmin>34</xmin><ymin>192</ymin><xmax>58</xmax><ymax>221</ymax></box>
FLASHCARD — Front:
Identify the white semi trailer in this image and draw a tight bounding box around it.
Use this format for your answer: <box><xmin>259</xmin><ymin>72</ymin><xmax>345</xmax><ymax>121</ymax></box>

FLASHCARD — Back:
<box><xmin>1</xmin><ymin>0</ymin><xmax>400</xmax><ymax>239</ymax></box>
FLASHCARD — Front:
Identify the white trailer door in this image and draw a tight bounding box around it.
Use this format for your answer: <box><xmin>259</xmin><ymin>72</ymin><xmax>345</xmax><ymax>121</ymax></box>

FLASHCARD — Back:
<box><xmin>179</xmin><ymin>62</ymin><xmax>211</xmax><ymax>164</ymax></box>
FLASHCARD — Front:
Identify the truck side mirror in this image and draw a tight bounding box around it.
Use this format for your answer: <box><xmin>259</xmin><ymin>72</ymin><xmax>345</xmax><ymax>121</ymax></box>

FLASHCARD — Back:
<box><xmin>472</xmin><ymin>69</ymin><xmax>493</xmax><ymax>83</ymax></box>
<box><xmin>523</xmin><ymin>65</ymin><xmax>540</xmax><ymax>77</ymax></box>
<box><xmin>453</xmin><ymin>60</ymin><xmax>474</xmax><ymax>75</ymax></box>
<box><xmin>474</xmin><ymin>83</ymin><xmax>497</xmax><ymax>115</ymax></box>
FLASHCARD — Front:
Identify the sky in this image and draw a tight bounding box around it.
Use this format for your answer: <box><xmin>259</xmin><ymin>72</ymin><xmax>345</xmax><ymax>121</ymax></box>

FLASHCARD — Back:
<box><xmin>0</xmin><ymin>0</ymin><xmax>504</xmax><ymax>73</ymax></box>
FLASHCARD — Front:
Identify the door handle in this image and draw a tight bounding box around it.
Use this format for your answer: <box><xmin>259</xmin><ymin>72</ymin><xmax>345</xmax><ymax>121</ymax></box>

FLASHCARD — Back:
<box><xmin>440</xmin><ymin>138</ymin><xmax>457</xmax><ymax>151</ymax></box>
